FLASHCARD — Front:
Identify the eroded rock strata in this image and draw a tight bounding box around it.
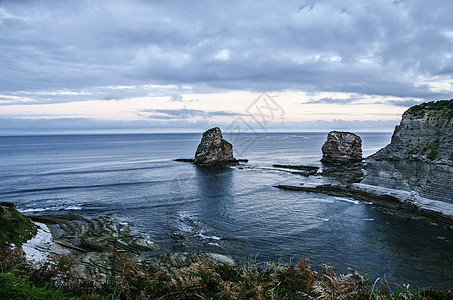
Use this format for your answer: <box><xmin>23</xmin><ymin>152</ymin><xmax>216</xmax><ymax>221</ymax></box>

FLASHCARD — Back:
<box><xmin>193</xmin><ymin>127</ymin><xmax>237</xmax><ymax>167</ymax></box>
<box><xmin>274</xmin><ymin>100</ymin><xmax>453</xmax><ymax>225</ymax></box>
<box><xmin>364</xmin><ymin>100</ymin><xmax>453</xmax><ymax>204</ymax></box>
<box><xmin>321</xmin><ymin>131</ymin><xmax>362</xmax><ymax>163</ymax></box>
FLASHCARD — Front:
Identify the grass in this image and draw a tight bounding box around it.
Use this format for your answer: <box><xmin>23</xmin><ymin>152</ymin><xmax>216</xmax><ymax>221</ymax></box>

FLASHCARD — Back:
<box><xmin>0</xmin><ymin>202</ymin><xmax>38</xmax><ymax>247</ymax></box>
<box><xmin>449</xmin><ymin>152</ymin><xmax>453</xmax><ymax>161</ymax></box>
<box><xmin>423</xmin><ymin>140</ymin><xmax>440</xmax><ymax>160</ymax></box>
<box><xmin>406</xmin><ymin>99</ymin><xmax>453</xmax><ymax>119</ymax></box>
<box><xmin>0</xmin><ymin>273</ymin><xmax>72</xmax><ymax>300</ymax></box>
<box><xmin>1</xmin><ymin>246</ymin><xmax>452</xmax><ymax>300</ymax></box>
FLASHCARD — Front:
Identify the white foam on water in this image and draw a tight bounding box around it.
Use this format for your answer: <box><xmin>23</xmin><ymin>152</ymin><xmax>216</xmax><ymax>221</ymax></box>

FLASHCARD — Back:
<box><xmin>334</xmin><ymin>197</ymin><xmax>360</xmax><ymax>205</ymax></box>
<box><xmin>20</xmin><ymin>205</ymin><xmax>82</xmax><ymax>213</ymax></box>
<box><xmin>22</xmin><ymin>222</ymin><xmax>53</xmax><ymax>263</ymax></box>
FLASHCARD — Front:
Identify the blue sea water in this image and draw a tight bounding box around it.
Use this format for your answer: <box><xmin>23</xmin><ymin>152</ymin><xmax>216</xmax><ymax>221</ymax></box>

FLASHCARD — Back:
<box><xmin>1</xmin><ymin>132</ymin><xmax>453</xmax><ymax>289</ymax></box>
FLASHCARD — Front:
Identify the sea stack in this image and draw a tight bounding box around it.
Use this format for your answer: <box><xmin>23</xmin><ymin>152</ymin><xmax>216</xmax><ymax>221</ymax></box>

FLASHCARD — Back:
<box><xmin>193</xmin><ymin>127</ymin><xmax>237</xmax><ymax>167</ymax></box>
<box><xmin>364</xmin><ymin>99</ymin><xmax>453</xmax><ymax>202</ymax></box>
<box><xmin>321</xmin><ymin>131</ymin><xmax>362</xmax><ymax>163</ymax></box>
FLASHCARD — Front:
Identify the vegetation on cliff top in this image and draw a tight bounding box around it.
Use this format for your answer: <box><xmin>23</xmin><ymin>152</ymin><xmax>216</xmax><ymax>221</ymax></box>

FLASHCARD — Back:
<box><xmin>405</xmin><ymin>99</ymin><xmax>453</xmax><ymax>118</ymax></box>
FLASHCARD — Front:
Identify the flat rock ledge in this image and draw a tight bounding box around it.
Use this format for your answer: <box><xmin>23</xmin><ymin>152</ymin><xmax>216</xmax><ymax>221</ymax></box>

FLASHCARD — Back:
<box><xmin>272</xmin><ymin>164</ymin><xmax>319</xmax><ymax>176</ymax></box>
<box><xmin>274</xmin><ymin>183</ymin><xmax>453</xmax><ymax>227</ymax></box>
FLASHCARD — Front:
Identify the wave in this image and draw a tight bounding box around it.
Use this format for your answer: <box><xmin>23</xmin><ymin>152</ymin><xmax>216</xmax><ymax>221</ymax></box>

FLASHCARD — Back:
<box><xmin>0</xmin><ymin>181</ymin><xmax>159</xmax><ymax>195</ymax></box>
<box><xmin>37</xmin><ymin>165</ymin><xmax>170</xmax><ymax>177</ymax></box>
<box><xmin>19</xmin><ymin>205</ymin><xmax>82</xmax><ymax>213</ymax></box>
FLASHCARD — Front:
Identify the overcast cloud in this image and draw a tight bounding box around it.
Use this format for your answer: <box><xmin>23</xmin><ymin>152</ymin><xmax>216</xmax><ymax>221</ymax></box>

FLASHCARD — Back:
<box><xmin>1</xmin><ymin>0</ymin><xmax>452</xmax><ymax>133</ymax></box>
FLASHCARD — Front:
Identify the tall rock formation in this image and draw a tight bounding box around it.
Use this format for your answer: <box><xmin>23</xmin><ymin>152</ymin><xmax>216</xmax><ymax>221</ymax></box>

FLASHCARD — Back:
<box><xmin>364</xmin><ymin>100</ymin><xmax>453</xmax><ymax>203</ymax></box>
<box><xmin>321</xmin><ymin>131</ymin><xmax>362</xmax><ymax>163</ymax></box>
<box><xmin>194</xmin><ymin>127</ymin><xmax>237</xmax><ymax>166</ymax></box>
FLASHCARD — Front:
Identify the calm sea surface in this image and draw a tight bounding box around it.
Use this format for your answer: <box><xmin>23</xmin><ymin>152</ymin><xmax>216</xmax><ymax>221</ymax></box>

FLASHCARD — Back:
<box><xmin>1</xmin><ymin>132</ymin><xmax>452</xmax><ymax>289</ymax></box>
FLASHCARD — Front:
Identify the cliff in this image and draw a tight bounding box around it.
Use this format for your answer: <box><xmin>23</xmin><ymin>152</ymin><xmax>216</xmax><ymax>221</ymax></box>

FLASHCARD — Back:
<box><xmin>364</xmin><ymin>99</ymin><xmax>453</xmax><ymax>203</ymax></box>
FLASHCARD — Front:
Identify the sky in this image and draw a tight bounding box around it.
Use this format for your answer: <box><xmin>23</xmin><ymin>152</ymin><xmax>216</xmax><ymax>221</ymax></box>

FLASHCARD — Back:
<box><xmin>1</xmin><ymin>0</ymin><xmax>453</xmax><ymax>134</ymax></box>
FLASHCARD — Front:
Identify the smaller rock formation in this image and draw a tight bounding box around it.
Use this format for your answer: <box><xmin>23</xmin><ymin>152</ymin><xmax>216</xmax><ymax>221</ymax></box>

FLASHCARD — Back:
<box><xmin>321</xmin><ymin>131</ymin><xmax>362</xmax><ymax>163</ymax></box>
<box><xmin>193</xmin><ymin>127</ymin><xmax>237</xmax><ymax>167</ymax></box>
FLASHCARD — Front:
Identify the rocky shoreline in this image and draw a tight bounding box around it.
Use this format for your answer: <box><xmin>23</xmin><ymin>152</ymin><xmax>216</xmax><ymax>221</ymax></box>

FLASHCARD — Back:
<box><xmin>274</xmin><ymin>182</ymin><xmax>453</xmax><ymax>226</ymax></box>
<box><xmin>21</xmin><ymin>214</ymin><xmax>236</xmax><ymax>283</ymax></box>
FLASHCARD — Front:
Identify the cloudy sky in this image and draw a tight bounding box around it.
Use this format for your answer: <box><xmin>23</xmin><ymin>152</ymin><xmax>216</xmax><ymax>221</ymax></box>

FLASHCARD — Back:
<box><xmin>1</xmin><ymin>0</ymin><xmax>453</xmax><ymax>134</ymax></box>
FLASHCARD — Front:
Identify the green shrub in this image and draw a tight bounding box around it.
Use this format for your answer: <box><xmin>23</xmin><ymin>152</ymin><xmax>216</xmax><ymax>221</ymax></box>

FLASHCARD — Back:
<box><xmin>423</xmin><ymin>140</ymin><xmax>440</xmax><ymax>160</ymax></box>
<box><xmin>406</xmin><ymin>99</ymin><xmax>453</xmax><ymax>119</ymax></box>
<box><xmin>0</xmin><ymin>202</ymin><xmax>37</xmax><ymax>247</ymax></box>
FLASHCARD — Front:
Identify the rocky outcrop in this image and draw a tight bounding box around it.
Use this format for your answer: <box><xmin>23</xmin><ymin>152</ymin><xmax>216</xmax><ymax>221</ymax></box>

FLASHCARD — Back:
<box><xmin>193</xmin><ymin>127</ymin><xmax>237</xmax><ymax>166</ymax></box>
<box><xmin>27</xmin><ymin>214</ymin><xmax>235</xmax><ymax>283</ymax></box>
<box><xmin>321</xmin><ymin>131</ymin><xmax>362</xmax><ymax>163</ymax></box>
<box><xmin>0</xmin><ymin>202</ymin><xmax>37</xmax><ymax>247</ymax></box>
<box><xmin>30</xmin><ymin>214</ymin><xmax>158</xmax><ymax>282</ymax></box>
<box><xmin>364</xmin><ymin>100</ymin><xmax>453</xmax><ymax>204</ymax></box>
<box><xmin>148</xmin><ymin>252</ymin><xmax>235</xmax><ymax>274</ymax></box>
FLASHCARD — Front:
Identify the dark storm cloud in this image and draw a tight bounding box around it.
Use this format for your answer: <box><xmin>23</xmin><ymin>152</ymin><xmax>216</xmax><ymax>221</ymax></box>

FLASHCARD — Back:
<box><xmin>1</xmin><ymin>0</ymin><xmax>453</xmax><ymax>102</ymax></box>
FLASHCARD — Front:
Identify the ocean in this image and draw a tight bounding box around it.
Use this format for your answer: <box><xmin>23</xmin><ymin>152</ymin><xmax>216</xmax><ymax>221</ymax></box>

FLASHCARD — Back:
<box><xmin>1</xmin><ymin>132</ymin><xmax>453</xmax><ymax>289</ymax></box>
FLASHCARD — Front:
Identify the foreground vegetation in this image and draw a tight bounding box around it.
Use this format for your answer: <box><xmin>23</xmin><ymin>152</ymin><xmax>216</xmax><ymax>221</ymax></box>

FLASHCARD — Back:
<box><xmin>1</xmin><ymin>247</ymin><xmax>451</xmax><ymax>300</ymax></box>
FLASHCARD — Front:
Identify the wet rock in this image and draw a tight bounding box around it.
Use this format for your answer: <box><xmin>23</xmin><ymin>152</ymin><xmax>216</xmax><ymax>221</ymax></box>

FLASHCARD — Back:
<box><xmin>273</xmin><ymin>183</ymin><xmax>453</xmax><ymax>226</ymax></box>
<box><xmin>321</xmin><ymin>131</ymin><xmax>362</xmax><ymax>163</ymax></box>
<box><xmin>30</xmin><ymin>214</ymin><xmax>158</xmax><ymax>282</ymax></box>
<box><xmin>320</xmin><ymin>162</ymin><xmax>365</xmax><ymax>184</ymax></box>
<box><xmin>171</xmin><ymin>233</ymin><xmax>185</xmax><ymax>240</ymax></box>
<box><xmin>194</xmin><ymin>127</ymin><xmax>238</xmax><ymax>167</ymax></box>
<box><xmin>272</xmin><ymin>164</ymin><xmax>319</xmax><ymax>176</ymax></box>
<box><xmin>174</xmin><ymin>158</ymin><xmax>194</xmax><ymax>163</ymax></box>
<box><xmin>148</xmin><ymin>252</ymin><xmax>236</xmax><ymax>274</ymax></box>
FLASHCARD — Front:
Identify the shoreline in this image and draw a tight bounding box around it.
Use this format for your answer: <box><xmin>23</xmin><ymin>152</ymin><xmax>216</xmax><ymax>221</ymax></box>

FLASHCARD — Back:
<box><xmin>274</xmin><ymin>182</ymin><xmax>453</xmax><ymax>227</ymax></box>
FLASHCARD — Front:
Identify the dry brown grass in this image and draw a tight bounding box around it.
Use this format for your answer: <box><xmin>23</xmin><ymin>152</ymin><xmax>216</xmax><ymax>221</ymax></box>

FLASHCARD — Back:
<box><xmin>1</xmin><ymin>246</ymin><xmax>452</xmax><ymax>299</ymax></box>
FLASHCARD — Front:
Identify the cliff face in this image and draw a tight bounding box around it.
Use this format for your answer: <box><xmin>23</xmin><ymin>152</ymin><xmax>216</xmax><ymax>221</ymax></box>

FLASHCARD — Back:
<box><xmin>364</xmin><ymin>100</ymin><xmax>453</xmax><ymax>203</ymax></box>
